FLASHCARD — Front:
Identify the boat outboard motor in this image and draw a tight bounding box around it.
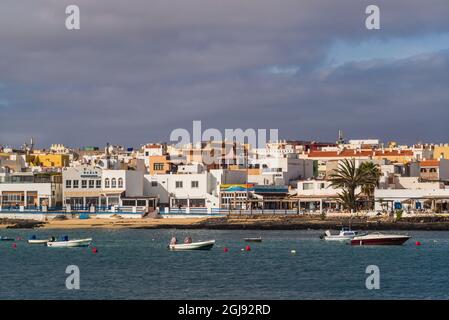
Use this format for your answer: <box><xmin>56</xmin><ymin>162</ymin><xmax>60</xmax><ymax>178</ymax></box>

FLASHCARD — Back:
<box><xmin>29</xmin><ymin>235</ymin><xmax>37</xmax><ymax>240</ymax></box>
<box><xmin>319</xmin><ymin>230</ymin><xmax>332</xmax><ymax>239</ymax></box>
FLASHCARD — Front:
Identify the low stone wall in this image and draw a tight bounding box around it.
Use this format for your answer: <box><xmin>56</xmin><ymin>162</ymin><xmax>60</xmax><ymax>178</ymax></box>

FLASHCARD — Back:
<box><xmin>0</xmin><ymin>213</ymin><xmax>47</xmax><ymax>221</ymax></box>
<box><xmin>0</xmin><ymin>211</ymin><xmax>143</xmax><ymax>221</ymax></box>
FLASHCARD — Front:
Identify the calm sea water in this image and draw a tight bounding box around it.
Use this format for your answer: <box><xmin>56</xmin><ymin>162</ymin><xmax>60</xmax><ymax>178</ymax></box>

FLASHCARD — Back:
<box><xmin>0</xmin><ymin>228</ymin><xmax>448</xmax><ymax>299</ymax></box>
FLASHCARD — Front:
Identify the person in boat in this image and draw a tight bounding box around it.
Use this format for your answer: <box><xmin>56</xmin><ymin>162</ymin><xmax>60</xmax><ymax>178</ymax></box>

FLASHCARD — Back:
<box><xmin>184</xmin><ymin>235</ymin><xmax>192</xmax><ymax>244</ymax></box>
<box><xmin>170</xmin><ymin>236</ymin><xmax>177</xmax><ymax>245</ymax></box>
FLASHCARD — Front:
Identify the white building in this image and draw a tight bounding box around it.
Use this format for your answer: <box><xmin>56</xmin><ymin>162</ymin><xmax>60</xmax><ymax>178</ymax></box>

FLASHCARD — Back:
<box><xmin>249</xmin><ymin>156</ymin><xmax>314</xmax><ymax>186</ymax></box>
<box><xmin>62</xmin><ymin>165</ymin><xmax>154</xmax><ymax>209</ymax></box>
<box><xmin>375</xmin><ymin>177</ymin><xmax>449</xmax><ymax>212</ymax></box>
<box><xmin>0</xmin><ymin>172</ymin><xmax>62</xmax><ymax>209</ymax></box>
<box><xmin>144</xmin><ymin>169</ymin><xmax>246</xmax><ymax>209</ymax></box>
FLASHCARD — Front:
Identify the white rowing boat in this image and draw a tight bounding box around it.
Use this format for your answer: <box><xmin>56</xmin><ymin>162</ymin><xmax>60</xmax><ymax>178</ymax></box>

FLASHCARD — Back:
<box><xmin>28</xmin><ymin>239</ymin><xmax>49</xmax><ymax>244</ymax></box>
<box><xmin>47</xmin><ymin>238</ymin><xmax>92</xmax><ymax>248</ymax></box>
<box><xmin>168</xmin><ymin>240</ymin><xmax>215</xmax><ymax>251</ymax></box>
<box><xmin>244</xmin><ymin>237</ymin><xmax>262</xmax><ymax>242</ymax></box>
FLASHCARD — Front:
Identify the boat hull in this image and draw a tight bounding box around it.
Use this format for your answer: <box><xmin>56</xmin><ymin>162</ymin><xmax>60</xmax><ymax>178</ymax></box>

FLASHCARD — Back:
<box><xmin>169</xmin><ymin>240</ymin><xmax>215</xmax><ymax>251</ymax></box>
<box><xmin>47</xmin><ymin>238</ymin><xmax>92</xmax><ymax>248</ymax></box>
<box><xmin>244</xmin><ymin>238</ymin><xmax>262</xmax><ymax>242</ymax></box>
<box><xmin>351</xmin><ymin>236</ymin><xmax>410</xmax><ymax>246</ymax></box>
<box><xmin>324</xmin><ymin>236</ymin><xmax>354</xmax><ymax>241</ymax></box>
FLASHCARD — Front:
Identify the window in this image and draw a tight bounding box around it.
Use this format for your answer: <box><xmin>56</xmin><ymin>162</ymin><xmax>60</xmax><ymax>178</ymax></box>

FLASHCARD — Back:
<box><xmin>105</xmin><ymin>178</ymin><xmax>110</xmax><ymax>188</ymax></box>
<box><xmin>66</xmin><ymin>180</ymin><xmax>72</xmax><ymax>188</ymax></box>
<box><xmin>118</xmin><ymin>178</ymin><xmax>123</xmax><ymax>188</ymax></box>
<box><xmin>151</xmin><ymin>181</ymin><xmax>158</xmax><ymax>187</ymax></box>
<box><xmin>96</xmin><ymin>180</ymin><xmax>101</xmax><ymax>188</ymax></box>
<box><xmin>430</xmin><ymin>168</ymin><xmax>437</xmax><ymax>173</ymax></box>
<box><xmin>122</xmin><ymin>200</ymin><xmax>136</xmax><ymax>206</ymax></box>
<box><xmin>81</xmin><ymin>180</ymin><xmax>87</xmax><ymax>189</ymax></box>
<box><xmin>191</xmin><ymin>181</ymin><xmax>199</xmax><ymax>188</ymax></box>
<box><xmin>73</xmin><ymin>180</ymin><xmax>79</xmax><ymax>188</ymax></box>
<box><xmin>175</xmin><ymin>181</ymin><xmax>183</xmax><ymax>188</ymax></box>
<box><xmin>303</xmin><ymin>183</ymin><xmax>314</xmax><ymax>190</ymax></box>
<box><xmin>111</xmin><ymin>178</ymin><xmax>117</xmax><ymax>188</ymax></box>
<box><xmin>421</xmin><ymin>168</ymin><xmax>427</xmax><ymax>173</ymax></box>
<box><xmin>89</xmin><ymin>180</ymin><xmax>95</xmax><ymax>188</ymax></box>
<box><xmin>153</xmin><ymin>163</ymin><xmax>164</xmax><ymax>171</ymax></box>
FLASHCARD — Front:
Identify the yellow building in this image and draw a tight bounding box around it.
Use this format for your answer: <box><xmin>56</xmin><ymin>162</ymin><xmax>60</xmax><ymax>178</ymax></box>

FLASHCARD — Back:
<box><xmin>27</xmin><ymin>154</ymin><xmax>70</xmax><ymax>168</ymax></box>
<box><xmin>434</xmin><ymin>145</ymin><xmax>449</xmax><ymax>160</ymax></box>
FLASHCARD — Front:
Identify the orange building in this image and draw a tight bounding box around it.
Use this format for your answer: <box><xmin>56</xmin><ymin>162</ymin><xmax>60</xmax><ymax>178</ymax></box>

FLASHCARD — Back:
<box><xmin>148</xmin><ymin>155</ymin><xmax>173</xmax><ymax>175</ymax></box>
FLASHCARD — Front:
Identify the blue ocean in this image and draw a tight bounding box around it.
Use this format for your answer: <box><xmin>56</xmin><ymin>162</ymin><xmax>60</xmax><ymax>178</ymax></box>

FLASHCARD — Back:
<box><xmin>0</xmin><ymin>229</ymin><xmax>447</xmax><ymax>299</ymax></box>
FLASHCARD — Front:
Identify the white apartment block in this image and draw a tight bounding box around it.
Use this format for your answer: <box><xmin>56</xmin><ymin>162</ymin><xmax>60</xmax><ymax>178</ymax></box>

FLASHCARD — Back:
<box><xmin>0</xmin><ymin>172</ymin><xmax>62</xmax><ymax>208</ymax></box>
<box><xmin>62</xmin><ymin>165</ymin><xmax>151</xmax><ymax>209</ymax></box>
<box><xmin>249</xmin><ymin>156</ymin><xmax>314</xmax><ymax>186</ymax></box>
<box><xmin>144</xmin><ymin>169</ymin><xmax>246</xmax><ymax>209</ymax></box>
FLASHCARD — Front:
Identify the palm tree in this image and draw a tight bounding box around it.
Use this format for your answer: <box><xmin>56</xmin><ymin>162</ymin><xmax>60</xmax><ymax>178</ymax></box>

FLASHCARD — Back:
<box><xmin>359</xmin><ymin>162</ymin><xmax>381</xmax><ymax>209</ymax></box>
<box><xmin>328</xmin><ymin>159</ymin><xmax>376</xmax><ymax>212</ymax></box>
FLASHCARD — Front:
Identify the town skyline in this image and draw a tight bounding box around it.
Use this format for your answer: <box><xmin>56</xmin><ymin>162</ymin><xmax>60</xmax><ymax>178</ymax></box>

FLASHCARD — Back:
<box><xmin>1</xmin><ymin>130</ymin><xmax>448</xmax><ymax>150</ymax></box>
<box><xmin>1</xmin><ymin>0</ymin><xmax>449</xmax><ymax>146</ymax></box>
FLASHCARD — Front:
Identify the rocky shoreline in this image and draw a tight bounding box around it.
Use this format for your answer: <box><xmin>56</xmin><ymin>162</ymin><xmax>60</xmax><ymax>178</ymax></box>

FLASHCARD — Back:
<box><xmin>131</xmin><ymin>215</ymin><xmax>449</xmax><ymax>231</ymax></box>
<box><xmin>0</xmin><ymin>219</ymin><xmax>46</xmax><ymax>229</ymax></box>
<box><xmin>3</xmin><ymin>215</ymin><xmax>449</xmax><ymax>231</ymax></box>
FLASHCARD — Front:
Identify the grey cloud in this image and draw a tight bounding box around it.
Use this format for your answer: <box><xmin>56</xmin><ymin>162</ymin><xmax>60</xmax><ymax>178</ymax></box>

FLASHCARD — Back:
<box><xmin>0</xmin><ymin>0</ymin><xmax>449</xmax><ymax>147</ymax></box>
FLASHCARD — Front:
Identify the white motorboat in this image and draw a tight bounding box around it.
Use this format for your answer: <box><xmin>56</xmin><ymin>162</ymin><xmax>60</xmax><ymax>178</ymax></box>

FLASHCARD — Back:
<box><xmin>351</xmin><ymin>233</ymin><xmax>410</xmax><ymax>246</ymax></box>
<box><xmin>47</xmin><ymin>238</ymin><xmax>92</xmax><ymax>248</ymax></box>
<box><xmin>320</xmin><ymin>227</ymin><xmax>361</xmax><ymax>241</ymax></box>
<box><xmin>168</xmin><ymin>240</ymin><xmax>215</xmax><ymax>251</ymax></box>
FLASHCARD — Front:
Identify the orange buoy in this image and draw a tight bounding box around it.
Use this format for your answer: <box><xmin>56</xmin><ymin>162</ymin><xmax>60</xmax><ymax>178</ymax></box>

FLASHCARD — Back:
<box><xmin>245</xmin><ymin>245</ymin><xmax>251</xmax><ymax>251</ymax></box>
<box><xmin>92</xmin><ymin>247</ymin><xmax>98</xmax><ymax>254</ymax></box>
<box><xmin>416</xmin><ymin>241</ymin><xmax>421</xmax><ymax>246</ymax></box>
<box><xmin>12</xmin><ymin>243</ymin><xmax>17</xmax><ymax>249</ymax></box>
<box><xmin>223</xmin><ymin>247</ymin><xmax>229</xmax><ymax>253</ymax></box>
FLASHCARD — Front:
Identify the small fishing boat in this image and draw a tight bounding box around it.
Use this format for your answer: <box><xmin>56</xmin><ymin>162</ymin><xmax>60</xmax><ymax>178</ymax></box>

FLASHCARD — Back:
<box><xmin>28</xmin><ymin>239</ymin><xmax>50</xmax><ymax>244</ymax></box>
<box><xmin>320</xmin><ymin>227</ymin><xmax>361</xmax><ymax>241</ymax></box>
<box><xmin>0</xmin><ymin>236</ymin><xmax>14</xmax><ymax>241</ymax></box>
<box><xmin>244</xmin><ymin>237</ymin><xmax>262</xmax><ymax>242</ymax></box>
<box><xmin>47</xmin><ymin>236</ymin><xmax>92</xmax><ymax>248</ymax></box>
<box><xmin>168</xmin><ymin>240</ymin><xmax>215</xmax><ymax>251</ymax></box>
<box><xmin>351</xmin><ymin>232</ymin><xmax>410</xmax><ymax>246</ymax></box>
<box><xmin>28</xmin><ymin>235</ymin><xmax>51</xmax><ymax>244</ymax></box>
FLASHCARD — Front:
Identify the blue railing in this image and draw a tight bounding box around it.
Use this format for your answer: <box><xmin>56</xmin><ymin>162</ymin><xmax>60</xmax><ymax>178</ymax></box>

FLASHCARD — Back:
<box><xmin>0</xmin><ymin>206</ymin><xmax>63</xmax><ymax>212</ymax></box>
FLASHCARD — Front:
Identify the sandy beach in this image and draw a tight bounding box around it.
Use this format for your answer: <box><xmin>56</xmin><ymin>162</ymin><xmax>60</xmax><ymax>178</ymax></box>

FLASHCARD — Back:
<box><xmin>40</xmin><ymin>217</ymin><xmax>210</xmax><ymax>229</ymax></box>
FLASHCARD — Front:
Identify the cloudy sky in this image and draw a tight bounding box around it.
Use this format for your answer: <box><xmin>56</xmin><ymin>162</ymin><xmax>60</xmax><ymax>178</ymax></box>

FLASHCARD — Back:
<box><xmin>1</xmin><ymin>0</ymin><xmax>449</xmax><ymax>148</ymax></box>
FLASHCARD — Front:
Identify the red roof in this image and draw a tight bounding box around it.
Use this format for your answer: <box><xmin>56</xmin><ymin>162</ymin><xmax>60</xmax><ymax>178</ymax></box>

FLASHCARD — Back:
<box><xmin>307</xmin><ymin>149</ymin><xmax>414</xmax><ymax>158</ymax></box>
<box><xmin>420</xmin><ymin>160</ymin><xmax>440</xmax><ymax>167</ymax></box>
<box><xmin>145</xmin><ymin>144</ymin><xmax>162</xmax><ymax>149</ymax></box>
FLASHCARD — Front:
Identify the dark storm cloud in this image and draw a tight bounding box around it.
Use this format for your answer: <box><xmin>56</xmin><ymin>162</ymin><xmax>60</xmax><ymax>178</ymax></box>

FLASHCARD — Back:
<box><xmin>0</xmin><ymin>0</ymin><xmax>449</xmax><ymax>147</ymax></box>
